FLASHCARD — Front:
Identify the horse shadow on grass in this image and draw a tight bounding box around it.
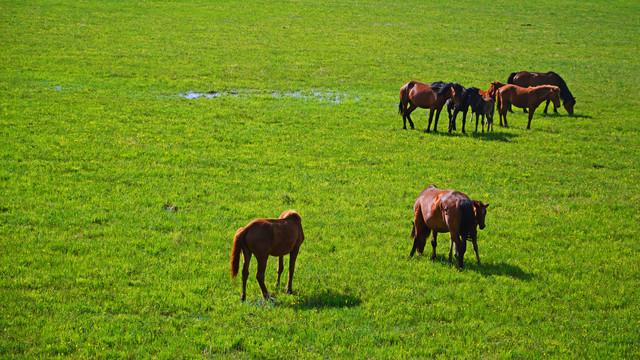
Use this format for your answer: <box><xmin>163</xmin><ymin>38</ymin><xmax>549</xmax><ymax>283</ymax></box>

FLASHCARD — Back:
<box><xmin>467</xmin><ymin>261</ymin><xmax>533</xmax><ymax>281</ymax></box>
<box><xmin>284</xmin><ymin>290</ymin><xmax>361</xmax><ymax>310</ymax></box>
<box><xmin>420</xmin><ymin>255</ymin><xmax>532</xmax><ymax>281</ymax></box>
<box><xmin>420</xmin><ymin>128</ymin><xmax>518</xmax><ymax>142</ymax></box>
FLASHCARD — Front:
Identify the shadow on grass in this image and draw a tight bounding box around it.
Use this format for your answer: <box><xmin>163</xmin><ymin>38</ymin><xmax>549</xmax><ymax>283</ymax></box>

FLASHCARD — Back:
<box><xmin>417</xmin><ymin>127</ymin><xmax>519</xmax><ymax>142</ymax></box>
<box><xmin>468</xmin><ymin>262</ymin><xmax>533</xmax><ymax>281</ymax></box>
<box><xmin>286</xmin><ymin>291</ymin><xmax>361</xmax><ymax>310</ymax></box>
<box><xmin>414</xmin><ymin>255</ymin><xmax>533</xmax><ymax>281</ymax></box>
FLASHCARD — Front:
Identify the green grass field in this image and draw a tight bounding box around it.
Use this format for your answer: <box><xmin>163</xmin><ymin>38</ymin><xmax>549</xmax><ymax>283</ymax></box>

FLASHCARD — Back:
<box><xmin>1</xmin><ymin>0</ymin><xmax>639</xmax><ymax>358</ymax></box>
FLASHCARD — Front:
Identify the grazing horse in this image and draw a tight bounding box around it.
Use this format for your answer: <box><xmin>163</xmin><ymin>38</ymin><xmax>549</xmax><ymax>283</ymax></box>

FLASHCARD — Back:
<box><xmin>507</xmin><ymin>71</ymin><xmax>576</xmax><ymax>114</ymax></box>
<box><xmin>447</xmin><ymin>84</ymin><xmax>481</xmax><ymax>133</ymax></box>
<box><xmin>230</xmin><ymin>210</ymin><xmax>304</xmax><ymax>301</ymax></box>
<box><xmin>398</xmin><ymin>81</ymin><xmax>453</xmax><ymax>132</ymax></box>
<box><xmin>410</xmin><ymin>185</ymin><xmax>489</xmax><ymax>269</ymax></box>
<box><xmin>496</xmin><ymin>84</ymin><xmax>561</xmax><ymax>130</ymax></box>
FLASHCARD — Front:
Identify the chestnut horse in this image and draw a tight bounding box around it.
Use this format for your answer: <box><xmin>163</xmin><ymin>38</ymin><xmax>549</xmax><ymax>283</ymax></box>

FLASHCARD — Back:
<box><xmin>230</xmin><ymin>210</ymin><xmax>304</xmax><ymax>301</ymax></box>
<box><xmin>496</xmin><ymin>84</ymin><xmax>561</xmax><ymax>130</ymax></box>
<box><xmin>398</xmin><ymin>81</ymin><xmax>453</xmax><ymax>132</ymax></box>
<box><xmin>507</xmin><ymin>71</ymin><xmax>576</xmax><ymax>114</ymax></box>
<box><xmin>410</xmin><ymin>185</ymin><xmax>489</xmax><ymax>269</ymax></box>
<box><xmin>472</xmin><ymin>82</ymin><xmax>505</xmax><ymax>132</ymax></box>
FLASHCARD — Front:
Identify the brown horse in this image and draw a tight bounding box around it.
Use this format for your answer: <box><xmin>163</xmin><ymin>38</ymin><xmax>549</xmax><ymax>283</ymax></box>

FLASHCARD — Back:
<box><xmin>410</xmin><ymin>185</ymin><xmax>489</xmax><ymax>269</ymax></box>
<box><xmin>230</xmin><ymin>210</ymin><xmax>304</xmax><ymax>301</ymax></box>
<box><xmin>507</xmin><ymin>71</ymin><xmax>576</xmax><ymax>114</ymax></box>
<box><xmin>470</xmin><ymin>82</ymin><xmax>505</xmax><ymax>132</ymax></box>
<box><xmin>496</xmin><ymin>84</ymin><xmax>561</xmax><ymax>130</ymax></box>
<box><xmin>398</xmin><ymin>81</ymin><xmax>453</xmax><ymax>132</ymax></box>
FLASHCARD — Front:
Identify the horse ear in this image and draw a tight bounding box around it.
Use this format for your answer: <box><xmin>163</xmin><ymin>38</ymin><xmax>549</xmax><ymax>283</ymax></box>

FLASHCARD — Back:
<box><xmin>485</xmin><ymin>203</ymin><xmax>490</xmax><ymax>208</ymax></box>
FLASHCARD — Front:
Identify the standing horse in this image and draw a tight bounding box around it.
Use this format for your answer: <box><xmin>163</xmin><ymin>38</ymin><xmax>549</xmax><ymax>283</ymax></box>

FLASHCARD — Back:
<box><xmin>472</xmin><ymin>82</ymin><xmax>505</xmax><ymax>132</ymax></box>
<box><xmin>410</xmin><ymin>185</ymin><xmax>489</xmax><ymax>269</ymax></box>
<box><xmin>447</xmin><ymin>84</ymin><xmax>480</xmax><ymax>133</ymax></box>
<box><xmin>507</xmin><ymin>71</ymin><xmax>576</xmax><ymax>114</ymax></box>
<box><xmin>496</xmin><ymin>84</ymin><xmax>561</xmax><ymax>130</ymax></box>
<box><xmin>398</xmin><ymin>81</ymin><xmax>453</xmax><ymax>132</ymax></box>
<box><xmin>230</xmin><ymin>210</ymin><xmax>304</xmax><ymax>301</ymax></box>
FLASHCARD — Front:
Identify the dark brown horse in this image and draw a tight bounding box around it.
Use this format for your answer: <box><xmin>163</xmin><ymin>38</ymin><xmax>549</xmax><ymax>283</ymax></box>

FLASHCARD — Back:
<box><xmin>507</xmin><ymin>71</ymin><xmax>576</xmax><ymax>114</ymax></box>
<box><xmin>398</xmin><ymin>81</ymin><xmax>453</xmax><ymax>132</ymax></box>
<box><xmin>230</xmin><ymin>210</ymin><xmax>304</xmax><ymax>301</ymax></box>
<box><xmin>410</xmin><ymin>185</ymin><xmax>489</xmax><ymax>269</ymax></box>
<box><xmin>496</xmin><ymin>84</ymin><xmax>561</xmax><ymax>130</ymax></box>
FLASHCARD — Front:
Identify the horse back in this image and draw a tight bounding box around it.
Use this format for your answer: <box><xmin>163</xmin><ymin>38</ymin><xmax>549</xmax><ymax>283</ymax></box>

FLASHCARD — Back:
<box><xmin>415</xmin><ymin>186</ymin><xmax>464</xmax><ymax>233</ymax></box>
<box><xmin>244</xmin><ymin>217</ymin><xmax>303</xmax><ymax>257</ymax></box>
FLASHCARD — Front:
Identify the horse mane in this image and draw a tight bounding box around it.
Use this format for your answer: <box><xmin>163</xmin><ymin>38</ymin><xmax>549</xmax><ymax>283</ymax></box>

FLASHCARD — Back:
<box><xmin>465</xmin><ymin>87</ymin><xmax>481</xmax><ymax>111</ymax></box>
<box><xmin>458</xmin><ymin>199</ymin><xmax>475</xmax><ymax>241</ymax></box>
<box><xmin>279</xmin><ymin>210</ymin><xmax>301</xmax><ymax>221</ymax></box>
<box><xmin>429</xmin><ymin>81</ymin><xmax>453</xmax><ymax>96</ymax></box>
<box><xmin>451</xmin><ymin>82</ymin><xmax>466</xmax><ymax>96</ymax></box>
<box><xmin>547</xmin><ymin>71</ymin><xmax>574</xmax><ymax>103</ymax></box>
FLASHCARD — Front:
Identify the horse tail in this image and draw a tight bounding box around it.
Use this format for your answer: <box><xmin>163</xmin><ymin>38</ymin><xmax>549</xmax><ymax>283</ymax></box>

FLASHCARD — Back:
<box><xmin>399</xmin><ymin>82</ymin><xmax>414</xmax><ymax>115</ymax></box>
<box><xmin>507</xmin><ymin>72</ymin><xmax>517</xmax><ymax>84</ymax></box>
<box><xmin>458</xmin><ymin>199</ymin><xmax>475</xmax><ymax>241</ymax></box>
<box><xmin>230</xmin><ymin>226</ymin><xmax>248</xmax><ymax>279</ymax></box>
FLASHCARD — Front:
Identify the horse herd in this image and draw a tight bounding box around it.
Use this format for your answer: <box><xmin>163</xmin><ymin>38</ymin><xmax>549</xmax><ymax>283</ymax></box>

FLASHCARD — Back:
<box><xmin>230</xmin><ymin>71</ymin><xmax>575</xmax><ymax>301</ymax></box>
<box><xmin>399</xmin><ymin>71</ymin><xmax>576</xmax><ymax>132</ymax></box>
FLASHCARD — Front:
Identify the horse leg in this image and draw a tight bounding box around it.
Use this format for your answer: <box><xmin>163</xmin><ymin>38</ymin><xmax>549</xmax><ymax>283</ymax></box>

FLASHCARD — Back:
<box><xmin>543</xmin><ymin>99</ymin><xmax>550</xmax><ymax>114</ymax></box>
<box><xmin>426</xmin><ymin>109</ymin><xmax>434</xmax><ymax>133</ymax></box>
<box><xmin>275</xmin><ymin>255</ymin><xmax>284</xmax><ymax>288</ymax></box>
<box><xmin>461</xmin><ymin>110</ymin><xmax>467</xmax><ymax>133</ymax></box>
<box><xmin>436</xmin><ymin>107</ymin><xmax>446</xmax><ymax>133</ymax></box>
<box><xmin>255</xmin><ymin>254</ymin><xmax>273</xmax><ymax>301</ymax></box>
<box><xmin>405</xmin><ymin>104</ymin><xmax>416</xmax><ymax>130</ymax></box>
<box><xmin>450</xmin><ymin>232</ymin><xmax>466</xmax><ymax>269</ymax></box>
<box><xmin>475</xmin><ymin>112</ymin><xmax>479</xmax><ymax>132</ymax></box>
<box><xmin>449</xmin><ymin>108</ymin><xmax>458</xmax><ymax>133</ymax></box>
<box><xmin>240</xmin><ymin>248</ymin><xmax>252</xmax><ymax>302</ymax></box>
<box><xmin>286</xmin><ymin>246</ymin><xmax>300</xmax><ymax>294</ymax></box>
<box><xmin>526</xmin><ymin>106</ymin><xmax>537</xmax><ymax>130</ymax></box>
<box><xmin>430</xmin><ymin>231</ymin><xmax>437</xmax><ymax>260</ymax></box>
<box><xmin>471</xmin><ymin>234</ymin><xmax>481</xmax><ymax>266</ymax></box>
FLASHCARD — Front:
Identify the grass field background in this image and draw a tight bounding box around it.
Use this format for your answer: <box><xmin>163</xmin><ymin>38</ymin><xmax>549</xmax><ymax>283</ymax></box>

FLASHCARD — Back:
<box><xmin>1</xmin><ymin>0</ymin><xmax>639</xmax><ymax>358</ymax></box>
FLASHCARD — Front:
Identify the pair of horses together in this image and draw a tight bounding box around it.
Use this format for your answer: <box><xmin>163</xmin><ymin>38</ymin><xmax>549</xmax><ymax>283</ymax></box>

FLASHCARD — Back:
<box><xmin>230</xmin><ymin>186</ymin><xmax>489</xmax><ymax>301</ymax></box>
<box><xmin>399</xmin><ymin>71</ymin><xmax>576</xmax><ymax>131</ymax></box>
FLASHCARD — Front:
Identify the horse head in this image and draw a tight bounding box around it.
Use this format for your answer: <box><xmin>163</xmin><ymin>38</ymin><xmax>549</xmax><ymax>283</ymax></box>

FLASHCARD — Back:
<box><xmin>563</xmin><ymin>97</ymin><xmax>576</xmax><ymax>115</ymax></box>
<box><xmin>450</xmin><ymin>83</ymin><xmax>467</xmax><ymax>105</ymax></box>
<box><xmin>473</xmin><ymin>201</ymin><xmax>490</xmax><ymax>230</ymax></box>
<box><xmin>549</xmin><ymin>86</ymin><xmax>561</xmax><ymax>109</ymax></box>
<box><xmin>487</xmin><ymin>81</ymin><xmax>506</xmax><ymax>99</ymax></box>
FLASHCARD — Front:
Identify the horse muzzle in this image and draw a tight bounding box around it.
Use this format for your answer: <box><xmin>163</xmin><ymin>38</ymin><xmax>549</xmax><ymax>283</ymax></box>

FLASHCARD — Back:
<box><xmin>479</xmin><ymin>224</ymin><xmax>486</xmax><ymax>230</ymax></box>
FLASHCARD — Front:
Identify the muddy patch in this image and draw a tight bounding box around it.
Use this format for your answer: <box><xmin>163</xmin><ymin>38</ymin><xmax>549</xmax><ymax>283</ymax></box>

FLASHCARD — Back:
<box><xmin>178</xmin><ymin>89</ymin><xmax>356</xmax><ymax>103</ymax></box>
<box><xmin>178</xmin><ymin>91</ymin><xmax>239</xmax><ymax>99</ymax></box>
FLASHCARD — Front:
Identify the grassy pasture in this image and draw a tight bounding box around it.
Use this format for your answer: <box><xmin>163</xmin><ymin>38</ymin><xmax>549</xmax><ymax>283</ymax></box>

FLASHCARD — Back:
<box><xmin>1</xmin><ymin>0</ymin><xmax>639</xmax><ymax>358</ymax></box>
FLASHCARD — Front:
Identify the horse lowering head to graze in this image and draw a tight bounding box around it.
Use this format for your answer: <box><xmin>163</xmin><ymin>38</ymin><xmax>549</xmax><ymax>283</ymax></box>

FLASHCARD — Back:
<box><xmin>230</xmin><ymin>210</ymin><xmax>304</xmax><ymax>301</ymax></box>
<box><xmin>398</xmin><ymin>81</ymin><xmax>453</xmax><ymax>132</ymax></box>
<box><xmin>410</xmin><ymin>185</ymin><xmax>489</xmax><ymax>269</ymax></box>
<box><xmin>507</xmin><ymin>71</ymin><xmax>576</xmax><ymax>115</ymax></box>
<box><xmin>496</xmin><ymin>84</ymin><xmax>561</xmax><ymax>130</ymax></box>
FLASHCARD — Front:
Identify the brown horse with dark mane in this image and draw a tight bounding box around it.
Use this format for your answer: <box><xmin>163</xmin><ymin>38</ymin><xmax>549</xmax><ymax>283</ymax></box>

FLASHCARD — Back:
<box><xmin>398</xmin><ymin>81</ymin><xmax>453</xmax><ymax>132</ymax></box>
<box><xmin>496</xmin><ymin>84</ymin><xmax>561</xmax><ymax>130</ymax></box>
<box><xmin>507</xmin><ymin>71</ymin><xmax>576</xmax><ymax>114</ymax></box>
<box><xmin>230</xmin><ymin>210</ymin><xmax>304</xmax><ymax>301</ymax></box>
<box><xmin>410</xmin><ymin>185</ymin><xmax>489</xmax><ymax>269</ymax></box>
